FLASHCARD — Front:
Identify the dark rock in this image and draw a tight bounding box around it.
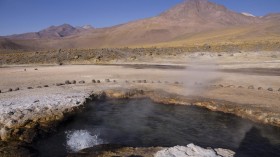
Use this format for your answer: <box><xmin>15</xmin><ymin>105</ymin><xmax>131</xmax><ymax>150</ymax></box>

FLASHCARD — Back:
<box><xmin>14</xmin><ymin>87</ymin><xmax>20</xmax><ymax>91</ymax></box>
<box><xmin>79</xmin><ymin>80</ymin><xmax>85</xmax><ymax>84</ymax></box>
<box><xmin>92</xmin><ymin>79</ymin><xmax>96</xmax><ymax>83</ymax></box>
<box><xmin>174</xmin><ymin>81</ymin><xmax>179</xmax><ymax>84</ymax></box>
<box><xmin>71</xmin><ymin>80</ymin><xmax>76</xmax><ymax>84</ymax></box>
<box><xmin>143</xmin><ymin>80</ymin><xmax>147</xmax><ymax>83</ymax></box>
<box><xmin>65</xmin><ymin>80</ymin><xmax>71</xmax><ymax>84</ymax></box>
<box><xmin>8</xmin><ymin>88</ymin><xmax>13</xmax><ymax>92</ymax></box>
<box><xmin>97</xmin><ymin>80</ymin><xmax>101</xmax><ymax>83</ymax></box>
<box><xmin>278</xmin><ymin>88</ymin><xmax>280</xmax><ymax>92</ymax></box>
<box><xmin>56</xmin><ymin>83</ymin><xmax>62</xmax><ymax>86</ymax></box>
<box><xmin>258</xmin><ymin>87</ymin><xmax>263</xmax><ymax>90</ymax></box>
<box><xmin>137</xmin><ymin>80</ymin><xmax>142</xmax><ymax>83</ymax></box>
<box><xmin>248</xmin><ymin>85</ymin><xmax>254</xmax><ymax>89</ymax></box>
<box><xmin>105</xmin><ymin>79</ymin><xmax>110</xmax><ymax>83</ymax></box>
<box><xmin>0</xmin><ymin>90</ymin><xmax>1</xmax><ymax>93</ymax></box>
<box><xmin>8</xmin><ymin>112</ymin><xmax>14</xmax><ymax>115</ymax></box>
<box><xmin>113</xmin><ymin>80</ymin><xmax>117</xmax><ymax>83</ymax></box>
<box><xmin>125</xmin><ymin>80</ymin><xmax>129</xmax><ymax>83</ymax></box>
<box><xmin>44</xmin><ymin>85</ymin><xmax>49</xmax><ymax>87</ymax></box>
<box><xmin>27</xmin><ymin>87</ymin><xmax>33</xmax><ymax>89</ymax></box>
<box><xmin>238</xmin><ymin>86</ymin><xmax>244</xmax><ymax>88</ymax></box>
<box><xmin>267</xmin><ymin>88</ymin><xmax>273</xmax><ymax>92</ymax></box>
<box><xmin>34</xmin><ymin>68</ymin><xmax>38</xmax><ymax>70</ymax></box>
<box><xmin>218</xmin><ymin>84</ymin><xmax>224</xmax><ymax>88</ymax></box>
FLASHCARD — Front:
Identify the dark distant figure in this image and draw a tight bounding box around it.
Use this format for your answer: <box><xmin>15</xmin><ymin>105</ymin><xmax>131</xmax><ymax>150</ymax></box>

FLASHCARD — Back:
<box><xmin>235</xmin><ymin>127</ymin><xmax>280</xmax><ymax>157</ymax></box>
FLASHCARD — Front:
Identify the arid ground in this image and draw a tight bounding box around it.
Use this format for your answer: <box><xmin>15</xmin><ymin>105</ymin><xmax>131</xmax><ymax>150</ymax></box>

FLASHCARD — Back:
<box><xmin>0</xmin><ymin>51</ymin><xmax>280</xmax><ymax>156</ymax></box>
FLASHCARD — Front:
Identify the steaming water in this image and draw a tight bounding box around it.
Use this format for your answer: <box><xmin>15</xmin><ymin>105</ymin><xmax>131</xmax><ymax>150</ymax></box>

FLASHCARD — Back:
<box><xmin>33</xmin><ymin>98</ymin><xmax>280</xmax><ymax>157</ymax></box>
<box><xmin>65</xmin><ymin>130</ymin><xmax>103</xmax><ymax>152</ymax></box>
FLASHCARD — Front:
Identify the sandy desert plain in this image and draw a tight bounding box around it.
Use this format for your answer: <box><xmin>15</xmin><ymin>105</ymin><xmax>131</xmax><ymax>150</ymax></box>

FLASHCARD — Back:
<box><xmin>0</xmin><ymin>50</ymin><xmax>280</xmax><ymax>156</ymax></box>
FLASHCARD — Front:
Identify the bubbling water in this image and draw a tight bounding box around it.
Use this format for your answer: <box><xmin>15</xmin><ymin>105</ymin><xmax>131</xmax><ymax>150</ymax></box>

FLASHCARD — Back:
<box><xmin>66</xmin><ymin>130</ymin><xmax>103</xmax><ymax>152</ymax></box>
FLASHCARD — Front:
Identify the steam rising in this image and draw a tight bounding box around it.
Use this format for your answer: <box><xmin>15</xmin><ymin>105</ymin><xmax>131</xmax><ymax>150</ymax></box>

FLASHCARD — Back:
<box><xmin>184</xmin><ymin>62</ymin><xmax>220</xmax><ymax>95</ymax></box>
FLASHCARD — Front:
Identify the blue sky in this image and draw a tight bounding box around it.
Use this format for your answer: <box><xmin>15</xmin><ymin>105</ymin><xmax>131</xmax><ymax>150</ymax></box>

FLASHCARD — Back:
<box><xmin>0</xmin><ymin>0</ymin><xmax>280</xmax><ymax>36</ymax></box>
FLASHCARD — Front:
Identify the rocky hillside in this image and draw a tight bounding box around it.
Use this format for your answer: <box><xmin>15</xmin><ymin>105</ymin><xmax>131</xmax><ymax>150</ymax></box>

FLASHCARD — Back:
<box><xmin>1</xmin><ymin>0</ymin><xmax>280</xmax><ymax>50</ymax></box>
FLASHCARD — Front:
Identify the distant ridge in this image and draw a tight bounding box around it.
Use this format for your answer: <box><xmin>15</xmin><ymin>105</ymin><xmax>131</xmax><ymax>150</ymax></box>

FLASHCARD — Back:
<box><xmin>1</xmin><ymin>0</ymin><xmax>280</xmax><ymax>50</ymax></box>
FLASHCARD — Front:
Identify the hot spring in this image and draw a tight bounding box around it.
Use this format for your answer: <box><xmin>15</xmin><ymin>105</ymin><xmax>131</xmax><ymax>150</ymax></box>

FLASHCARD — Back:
<box><xmin>32</xmin><ymin>98</ymin><xmax>280</xmax><ymax>157</ymax></box>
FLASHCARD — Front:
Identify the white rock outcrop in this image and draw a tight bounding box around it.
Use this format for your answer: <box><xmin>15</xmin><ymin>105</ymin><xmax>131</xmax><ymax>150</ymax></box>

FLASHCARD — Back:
<box><xmin>154</xmin><ymin>143</ymin><xmax>235</xmax><ymax>157</ymax></box>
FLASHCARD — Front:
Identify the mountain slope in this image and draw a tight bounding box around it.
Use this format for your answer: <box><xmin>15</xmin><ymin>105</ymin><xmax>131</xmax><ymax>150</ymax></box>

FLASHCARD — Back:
<box><xmin>7</xmin><ymin>24</ymin><xmax>92</xmax><ymax>39</ymax></box>
<box><xmin>1</xmin><ymin>0</ymin><xmax>280</xmax><ymax>50</ymax></box>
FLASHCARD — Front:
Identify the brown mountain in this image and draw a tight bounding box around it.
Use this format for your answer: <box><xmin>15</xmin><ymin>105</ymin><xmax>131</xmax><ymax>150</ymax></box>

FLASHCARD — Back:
<box><xmin>1</xmin><ymin>0</ymin><xmax>280</xmax><ymax>50</ymax></box>
<box><xmin>7</xmin><ymin>24</ymin><xmax>92</xmax><ymax>40</ymax></box>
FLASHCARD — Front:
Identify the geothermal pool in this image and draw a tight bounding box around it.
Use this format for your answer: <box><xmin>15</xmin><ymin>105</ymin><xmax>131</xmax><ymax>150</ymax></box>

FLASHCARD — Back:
<box><xmin>33</xmin><ymin>98</ymin><xmax>280</xmax><ymax>157</ymax></box>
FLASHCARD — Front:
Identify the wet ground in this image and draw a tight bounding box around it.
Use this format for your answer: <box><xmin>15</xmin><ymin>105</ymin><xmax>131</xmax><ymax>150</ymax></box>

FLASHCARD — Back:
<box><xmin>32</xmin><ymin>98</ymin><xmax>280</xmax><ymax>157</ymax></box>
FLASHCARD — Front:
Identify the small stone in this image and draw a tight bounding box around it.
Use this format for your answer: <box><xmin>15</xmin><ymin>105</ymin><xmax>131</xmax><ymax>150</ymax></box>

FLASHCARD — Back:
<box><xmin>143</xmin><ymin>80</ymin><xmax>147</xmax><ymax>83</ymax></box>
<box><xmin>218</xmin><ymin>84</ymin><xmax>224</xmax><ymax>87</ymax></box>
<box><xmin>238</xmin><ymin>86</ymin><xmax>244</xmax><ymax>88</ymax></box>
<box><xmin>71</xmin><ymin>80</ymin><xmax>76</xmax><ymax>84</ymax></box>
<box><xmin>56</xmin><ymin>83</ymin><xmax>62</xmax><ymax>86</ymax></box>
<box><xmin>65</xmin><ymin>80</ymin><xmax>71</xmax><ymax>84</ymax></box>
<box><xmin>248</xmin><ymin>85</ymin><xmax>254</xmax><ymax>89</ymax></box>
<box><xmin>34</xmin><ymin>68</ymin><xmax>38</xmax><ymax>70</ymax></box>
<box><xmin>113</xmin><ymin>80</ymin><xmax>117</xmax><ymax>83</ymax></box>
<box><xmin>137</xmin><ymin>80</ymin><xmax>142</xmax><ymax>83</ymax></box>
<box><xmin>0</xmin><ymin>90</ymin><xmax>1</xmax><ymax>93</ymax></box>
<box><xmin>8</xmin><ymin>88</ymin><xmax>13</xmax><ymax>92</ymax></box>
<box><xmin>105</xmin><ymin>79</ymin><xmax>110</xmax><ymax>82</ymax></box>
<box><xmin>27</xmin><ymin>87</ymin><xmax>33</xmax><ymax>89</ymax></box>
<box><xmin>6</xmin><ymin>120</ymin><xmax>18</xmax><ymax>128</ymax></box>
<box><xmin>34</xmin><ymin>100</ymin><xmax>39</xmax><ymax>103</ymax></box>
<box><xmin>0</xmin><ymin>127</ymin><xmax>10</xmax><ymax>141</ymax></box>
<box><xmin>14</xmin><ymin>87</ymin><xmax>20</xmax><ymax>91</ymax></box>
<box><xmin>258</xmin><ymin>87</ymin><xmax>263</xmax><ymax>90</ymax></box>
<box><xmin>8</xmin><ymin>112</ymin><xmax>14</xmax><ymax>116</ymax></box>
<box><xmin>174</xmin><ymin>81</ymin><xmax>179</xmax><ymax>84</ymax></box>
<box><xmin>97</xmin><ymin>80</ymin><xmax>101</xmax><ymax>83</ymax></box>
<box><xmin>92</xmin><ymin>79</ymin><xmax>96</xmax><ymax>83</ymax></box>
<box><xmin>267</xmin><ymin>88</ymin><xmax>273</xmax><ymax>91</ymax></box>
<box><xmin>125</xmin><ymin>80</ymin><xmax>129</xmax><ymax>83</ymax></box>
<box><xmin>44</xmin><ymin>85</ymin><xmax>49</xmax><ymax>87</ymax></box>
<box><xmin>278</xmin><ymin>88</ymin><xmax>280</xmax><ymax>92</ymax></box>
<box><xmin>79</xmin><ymin>80</ymin><xmax>85</xmax><ymax>84</ymax></box>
